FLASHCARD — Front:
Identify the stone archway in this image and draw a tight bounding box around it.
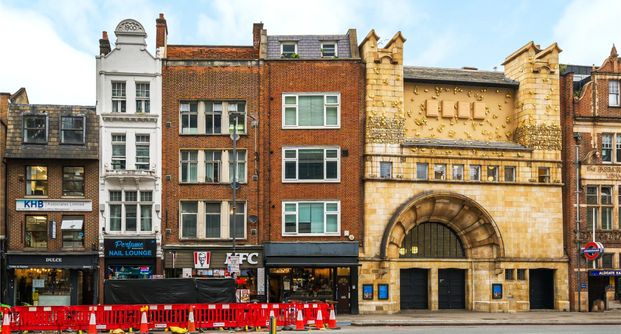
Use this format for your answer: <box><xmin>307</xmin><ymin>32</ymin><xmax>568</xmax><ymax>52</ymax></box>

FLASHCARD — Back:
<box><xmin>380</xmin><ymin>191</ymin><xmax>504</xmax><ymax>260</ymax></box>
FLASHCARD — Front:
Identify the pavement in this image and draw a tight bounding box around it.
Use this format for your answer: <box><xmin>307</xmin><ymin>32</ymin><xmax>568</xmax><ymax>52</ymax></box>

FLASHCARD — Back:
<box><xmin>336</xmin><ymin>310</ymin><xmax>621</xmax><ymax>326</ymax></box>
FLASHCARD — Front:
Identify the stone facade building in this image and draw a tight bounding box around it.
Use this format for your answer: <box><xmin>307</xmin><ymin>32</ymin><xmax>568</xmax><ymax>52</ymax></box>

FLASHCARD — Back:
<box><xmin>159</xmin><ymin>17</ymin><xmax>264</xmax><ymax>300</ymax></box>
<box><xmin>561</xmin><ymin>47</ymin><xmax>621</xmax><ymax>311</ymax></box>
<box><xmin>3</xmin><ymin>93</ymin><xmax>99</xmax><ymax>305</ymax></box>
<box><xmin>358</xmin><ymin>32</ymin><xmax>568</xmax><ymax>313</ymax></box>
<box><xmin>260</xmin><ymin>28</ymin><xmax>364</xmax><ymax>314</ymax></box>
<box><xmin>96</xmin><ymin>19</ymin><xmax>163</xmax><ymax>302</ymax></box>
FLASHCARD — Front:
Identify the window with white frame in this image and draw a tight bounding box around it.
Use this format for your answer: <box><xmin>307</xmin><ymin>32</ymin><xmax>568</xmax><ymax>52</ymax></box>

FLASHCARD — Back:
<box><xmin>61</xmin><ymin>215</ymin><xmax>84</xmax><ymax>249</ymax></box>
<box><xmin>321</xmin><ymin>42</ymin><xmax>337</xmax><ymax>57</ymax></box>
<box><xmin>281</xmin><ymin>42</ymin><xmax>297</xmax><ymax>58</ymax></box>
<box><xmin>136</xmin><ymin>83</ymin><xmax>150</xmax><ymax>113</ymax></box>
<box><xmin>283</xmin><ymin>147</ymin><xmax>339</xmax><ymax>182</ymax></box>
<box><xmin>135</xmin><ymin>134</ymin><xmax>150</xmax><ymax>170</ymax></box>
<box><xmin>283</xmin><ymin>201</ymin><xmax>340</xmax><ymax>235</ymax></box>
<box><xmin>108</xmin><ymin>190</ymin><xmax>153</xmax><ymax>233</ymax></box>
<box><xmin>283</xmin><ymin>94</ymin><xmax>339</xmax><ymax>128</ymax></box>
<box><xmin>227</xmin><ymin>102</ymin><xmax>246</xmax><ymax>134</ymax></box>
<box><xmin>60</xmin><ymin>116</ymin><xmax>85</xmax><ymax>144</ymax></box>
<box><xmin>609</xmin><ymin>81</ymin><xmax>620</xmax><ymax>107</ymax></box>
<box><xmin>111</xmin><ymin>134</ymin><xmax>126</xmax><ymax>170</ymax></box>
<box><xmin>180</xmin><ymin>201</ymin><xmax>246</xmax><ymax>239</ymax></box>
<box><xmin>586</xmin><ymin>185</ymin><xmax>613</xmax><ymax>230</ymax></box>
<box><xmin>23</xmin><ymin>115</ymin><xmax>47</xmax><ymax>143</ymax></box>
<box><xmin>206</xmin><ymin>102</ymin><xmax>222</xmax><ymax>134</ymax></box>
<box><xmin>180</xmin><ymin>149</ymin><xmax>246</xmax><ymax>184</ymax></box>
<box><xmin>112</xmin><ymin>82</ymin><xmax>126</xmax><ymax>113</ymax></box>
<box><xmin>180</xmin><ymin>102</ymin><xmax>198</xmax><ymax>134</ymax></box>
<box><xmin>602</xmin><ymin>133</ymin><xmax>613</xmax><ymax>162</ymax></box>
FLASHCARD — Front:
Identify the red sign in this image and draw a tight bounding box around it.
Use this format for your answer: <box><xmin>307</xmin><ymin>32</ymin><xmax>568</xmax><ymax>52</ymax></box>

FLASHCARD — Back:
<box><xmin>583</xmin><ymin>241</ymin><xmax>604</xmax><ymax>261</ymax></box>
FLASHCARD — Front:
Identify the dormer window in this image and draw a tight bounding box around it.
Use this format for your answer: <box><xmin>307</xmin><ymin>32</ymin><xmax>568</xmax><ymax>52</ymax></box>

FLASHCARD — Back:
<box><xmin>609</xmin><ymin>81</ymin><xmax>620</xmax><ymax>106</ymax></box>
<box><xmin>281</xmin><ymin>42</ymin><xmax>297</xmax><ymax>58</ymax></box>
<box><xmin>23</xmin><ymin>114</ymin><xmax>47</xmax><ymax>144</ymax></box>
<box><xmin>321</xmin><ymin>42</ymin><xmax>337</xmax><ymax>57</ymax></box>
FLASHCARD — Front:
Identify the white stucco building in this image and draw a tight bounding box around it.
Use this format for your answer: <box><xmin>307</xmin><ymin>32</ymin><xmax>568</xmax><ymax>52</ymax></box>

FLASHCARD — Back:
<box><xmin>95</xmin><ymin>19</ymin><xmax>162</xmax><ymax>284</ymax></box>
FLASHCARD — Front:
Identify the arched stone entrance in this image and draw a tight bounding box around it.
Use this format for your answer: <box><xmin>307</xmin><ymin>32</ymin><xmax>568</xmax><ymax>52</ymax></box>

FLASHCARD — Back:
<box><xmin>380</xmin><ymin>191</ymin><xmax>505</xmax><ymax>311</ymax></box>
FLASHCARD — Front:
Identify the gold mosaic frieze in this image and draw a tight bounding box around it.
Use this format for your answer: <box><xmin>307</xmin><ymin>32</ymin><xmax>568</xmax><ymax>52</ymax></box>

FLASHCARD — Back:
<box><xmin>513</xmin><ymin>124</ymin><xmax>561</xmax><ymax>150</ymax></box>
<box><xmin>366</xmin><ymin>116</ymin><xmax>405</xmax><ymax>144</ymax></box>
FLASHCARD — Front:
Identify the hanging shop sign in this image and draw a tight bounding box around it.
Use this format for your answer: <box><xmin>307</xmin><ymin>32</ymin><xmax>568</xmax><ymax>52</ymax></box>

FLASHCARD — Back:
<box><xmin>582</xmin><ymin>241</ymin><xmax>605</xmax><ymax>261</ymax></box>
<box><xmin>16</xmin><ymin>199</ymin><xmax>92</xmax><ymax>212</ymax></box>
<box><xmin>104</xmin><ymin>239</ymin><xmax>156</xmax><ymax>258</ymax></box>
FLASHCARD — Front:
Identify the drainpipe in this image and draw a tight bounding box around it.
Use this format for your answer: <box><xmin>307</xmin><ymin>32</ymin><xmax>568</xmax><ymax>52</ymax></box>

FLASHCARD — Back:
<box><xmin>574</xmin><ymin>132</ymin><xmax>581</xmax><ymax>311</ymax></box>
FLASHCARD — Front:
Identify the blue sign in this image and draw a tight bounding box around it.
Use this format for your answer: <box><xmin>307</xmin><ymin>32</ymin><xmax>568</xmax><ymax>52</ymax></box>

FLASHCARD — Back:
<box><xmin>589</xmin><ymin>270</ymin><xmax>621</xmax><ymax>277</ymax></box>
<box><xmin>378</xmin><ymin>284</ymin><xmax>389</xmax><ymax>300</ymax></box>
<box><xmin>104</xmin><ymin>239</ymin><xmax>156</xmax><ymax>258</ymax></box>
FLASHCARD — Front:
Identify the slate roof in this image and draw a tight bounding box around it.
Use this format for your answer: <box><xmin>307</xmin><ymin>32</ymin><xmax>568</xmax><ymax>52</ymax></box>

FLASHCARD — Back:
<box><xmin>266</xmin><ymin>34</ymin><xmax>352</xmax><ymax>59</ymax></box>
<box><xmin>404</xmin><ymin>66</ymin><xmax>519</xmax><ymax>87</ymax></box>
<box><xmin>402</xmin><ymin>138</ymin><xmax>530</xmax><ymax>151</ymax></box>
<box><xmin>5</xmin><ymin>104</ymin><xmax>99</xmax><ymax>160</ymax></box>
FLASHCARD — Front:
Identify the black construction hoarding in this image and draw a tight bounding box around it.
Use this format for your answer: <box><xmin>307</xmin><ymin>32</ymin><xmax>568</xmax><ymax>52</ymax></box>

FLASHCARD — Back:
<box><xmin>104</xmin><ymin>278</ymin><xmax>235</xmax><ymax>304</ymax></box>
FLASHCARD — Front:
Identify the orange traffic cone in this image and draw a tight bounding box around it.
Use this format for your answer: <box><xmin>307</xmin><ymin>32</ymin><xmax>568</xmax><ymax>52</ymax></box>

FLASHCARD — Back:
<box><xmin>327</xmin><ymin>308</ymin><xmax>339</xmax><ymax>329</ymax></box>
<box><xmin>295</xmin><ymin>310</ymin><xmax>305</xmax><ymax>331</ymax></box>
<box><xmin>2</xmin><ymin>312</ymin><xmax>11</xmax><ymax>334</ymax></box>
<box><xmin>139</xmin><ymin>310</ymin><xmax>149</xmax><ymax>334</ymax></box>
<box><xmin>87</xmin><ymin>312</ymin><xmax>97</xmax><ymax>334</ymax></box>
<box><xmin>187</xmin><ymin>307</ymin><xmax>196</xmax><ymax>333</ymax></box>
<box><xmin>314</xmin><ymin>310</ymin><xmax>324</xmax><ymax>330</ymax></box>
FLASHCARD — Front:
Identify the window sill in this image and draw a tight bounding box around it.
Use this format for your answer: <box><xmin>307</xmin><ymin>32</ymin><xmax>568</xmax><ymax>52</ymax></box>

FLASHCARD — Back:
<box><xmin>282</xmin><ymin>126</ymin><xmax>340</xmax><ymax>130</ymax></box>
<box><xmin>60</xmin><ymin>142</ymin><xmax>86</xmax><ymax>146</ymax></box>
<box><xmin>179</xmin><ymin>182</ymin><xmax>249</xmax><ymax>185</ymax></box>
<box><xmin>282</xmin><ymin>233</ymin><xmax>340</xmax><ymax>237</ymax></box>
<box><xmin>179</xmin><ymin>237</ymin><xmax>248</xmax><ymax>241</ymax></box>
<box><xmin>23</xmin><ymin>195</ymin><xmax>49</xmax><ymax>198</ymax></box>
<box><xmin>22</xmin><ymin>142</ymin><xmax>49</xmax><ymax>145</ymax></box>
<box><xmin>179</xmin><ymin>133</ymin><xmax>248</xmax><ymax>136</ymax></box>
<box><xmin>62</xmin><ymin>195</ymin><xmax>86</xmax><ymax>199</ymax></box>
<box><xmin>282</xmin><ymin>180</ymin><xmax>340</xmax><ymax>184</ymax></box>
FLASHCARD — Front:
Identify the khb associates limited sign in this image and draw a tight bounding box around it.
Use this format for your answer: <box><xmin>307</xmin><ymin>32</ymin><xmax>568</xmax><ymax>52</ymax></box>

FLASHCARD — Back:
<box><xmin>16</xmin><ymin>199</ymin><xmax>92</xmax><ymax>212</ymax></box>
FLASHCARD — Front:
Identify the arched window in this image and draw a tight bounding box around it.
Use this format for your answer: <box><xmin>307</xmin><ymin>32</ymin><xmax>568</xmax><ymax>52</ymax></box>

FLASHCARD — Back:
<box><xmin>399</xmin><ymin>222</ymin><xmax>465</xmax><ymax>258</ymax></box>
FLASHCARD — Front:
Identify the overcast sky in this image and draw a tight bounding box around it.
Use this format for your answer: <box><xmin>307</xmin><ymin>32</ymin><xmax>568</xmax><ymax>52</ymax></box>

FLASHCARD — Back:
<box><xmin>0</xmin><ymin>0</ymin><xmax>619</xmax><ymax>105</ymax></box>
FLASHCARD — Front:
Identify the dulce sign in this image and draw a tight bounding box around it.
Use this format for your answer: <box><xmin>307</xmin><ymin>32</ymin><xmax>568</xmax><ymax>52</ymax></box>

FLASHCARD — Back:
<box><xmin>582</xmin><ymin>241</ymin><xmax>604</xmax><ymax>261</ymax></box>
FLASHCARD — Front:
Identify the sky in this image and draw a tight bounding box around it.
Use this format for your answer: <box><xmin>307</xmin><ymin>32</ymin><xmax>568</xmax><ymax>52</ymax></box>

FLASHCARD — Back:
<box><xmin>0</xmin><ymin>0</ymin><xmax>619</xmax><ymax>105</ymax></box>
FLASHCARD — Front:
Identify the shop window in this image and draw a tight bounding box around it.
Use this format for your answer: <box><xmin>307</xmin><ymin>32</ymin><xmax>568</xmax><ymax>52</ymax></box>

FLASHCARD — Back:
<box><xmin>26</xmin><ymin>166</ymin><xmax>48</xmax><ymax>196</ymax></box>
<box><xmin>538</xmin><ymin>167</ymin><xmax>550</xmax><ymax>183</ymax></box>
<box><xmin>504</xmin><ymin>166</ymin><xmax>516</xmax><ymax>182</ymax></box>
<box><xmin>469</xmin><ymin>164</ymin><xmax>481</xmax><ymax>181</ymax></box>
<box><xmin>505</xmin><ymin>269</ymin><xmax>514</xmax><ymax>280</ymax></box>
<box><xmin>601</xmin><ymin>253</ymin><xmax>614</xmax><ymax>268</ymax></box>
<box><xmin>23</xmin><ymin>114</ymin><xmax>47</xmax><ymax>143</ymax></box>
<box><xmin>62</xmin><ymin>166</ymin><xmax>84</xmax><ymax>196</ymax></box>
<box><xmin>487</xmin><ymin>165</ymin><xmax>499</xmax><ymax>182</ymax></box>
<box><xmin>452</xmin><ymin>164</ymin><xmax>464</xmax><ymax>181</ymax></box>
<box><xmin>416</xmin><ymin>163</ymin><xmax>428</xmax><ymax>180</ymax></box>
<box><xmin>283</xmin><ymin>94</ymin><xmax>339</xmax><ymax>128</ymax></box>
<box><xmin>517</xmin><ymin>269</ymin><xmax>526</xmax><ymax>280</ymax></box>
<box><xmin>270</xmin><ymin>267</ymin><xmax>335</xmax><ymax>302</ymax></box>
<box><xmin>434</xmin><ymin>164</ymin><xmax>446</xmax><ymax>180</ymax></box>
<box><xmin>283</xmin><ymin>201</ymin><xmax>339</xmax><ymax>235</ymax></box>
<box><xmin>136</xmin><ymin>83</ymin><xmax>150</xmax><ymax>113</ymax></box>
<box><xmin>180</xmin><ymin>102</ymin><xmax>198</xmax><ymax>134</ymax></box>
<box><xmin>399</xmin><ymin>222</ymin><xmax>464</xmax><ymax>258</ymax></box>
<box><xmin>112</xmin><ymin>82</ymin><xmax>126</xmax><ymax>113</ymax></box>
<box><xmin>61</xmin><ymin>216</ymin><xmax>84</xmax><ymax>249</ymax></box>
<box><xmin>380</xmin><ymin>161</ymin><xmax>392</xmax><ymax>179</ymax></box>
<box><xmin>229</xmin><ymin>202</ymin><xmax>246</xmax><ymax>239</ymax></box>
<box><xmin>283</xmin><ymin>147</ymin><xmax>339</xmax><ymax>182</ymax></box>
<box><xmin>135</xmin><ymin>135</ymin><xmax>150</xmax><ymax>170</ymax></box>
<box><xmin>25</xmin><ymin>216</ymin><xmax>47</xmax><ymax>248</ymax></box>
<box><xmin>602</xmin><ymin>133</ymin><xmax>613</xmax><ymax>162</ymax></box>
<box><xmin>111</xmin><ymin>134</ymin><xmax>126</xmax><ymax>170</ymax></box>
<box><xmin>60</xmin><ymin>116</ymin><xmax>85</xmax><ymax>144</ymax></box>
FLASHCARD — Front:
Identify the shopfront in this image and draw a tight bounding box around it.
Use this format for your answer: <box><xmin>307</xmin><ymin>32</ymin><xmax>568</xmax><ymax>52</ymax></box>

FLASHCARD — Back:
<box><xmin>164</xmin><ymin>246</ymin><xmax>264</xmax><ymax>302</ymax></box>
<box><xmin>104</xmin><ymin>239</ymin><xmax>157</xmax><ymax>279</ymax></box>
<box><xmin>264</xmin><ymin>242</ymin><xmax>359</xmax><ymax>314</ymax></box>
<box><xmin>6</xmin><ymin>253</ymin><xmax>98</xmax><ymax>306</ymax></box>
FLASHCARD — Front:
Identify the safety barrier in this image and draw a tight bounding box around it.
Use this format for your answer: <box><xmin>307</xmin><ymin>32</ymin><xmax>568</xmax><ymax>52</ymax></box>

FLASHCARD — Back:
<box><xmin>1</xmin><ymin>302</ymin><xmax>335</xmax><ymax>332</ymax></box>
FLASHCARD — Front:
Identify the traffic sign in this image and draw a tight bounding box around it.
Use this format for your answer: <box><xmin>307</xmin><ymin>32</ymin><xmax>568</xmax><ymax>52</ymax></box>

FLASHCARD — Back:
<box><xmin>582</xmin><ymin>241</ymin><xmax>604</xmax><ymax>261</ymax></box>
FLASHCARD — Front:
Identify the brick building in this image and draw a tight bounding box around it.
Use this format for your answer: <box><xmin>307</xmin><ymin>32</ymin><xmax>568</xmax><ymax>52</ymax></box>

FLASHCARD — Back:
<box><xmin>3</xmin><ymin>92</ymin><xmax>99</xmax><ymax>305</ymax></box>
<box><xmin>159</xmin><ymin>16</ymin><xmax>264</xmax><ymax>301</ymax></box>
<box><xmin>260</xmin><ymin>28</ymin><xmax>364</xmax><ymax>314</ymax></box>
<box><xmin>359</xmin><ymin>34</ymin><xmax>568</xmax><ymax>313</ymax></box>
<box><xmin>0</xmin><ymin>89</ymin><xmax>16</xmax><ymax>303</ymax></box>
<box><xmin>561</xmin><ymin>47</ymin><xmax>621</xmax><ymax>311</ymax></box>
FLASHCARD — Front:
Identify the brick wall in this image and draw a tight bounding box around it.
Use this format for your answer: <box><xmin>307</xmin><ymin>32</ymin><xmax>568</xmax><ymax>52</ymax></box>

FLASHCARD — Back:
<box><xmin>262</xmin><ymin>60</ymin><xmax>365</xmax><ymax>242</ymax></box>
<box><xmin>6</xmin><ymin>159</ymin><xmax>99</xmax><ymax>251</ymax></box>
<box><xmin>161</xmin><ymin>60</ymin><xmax>262</xmax><ymax>246</ymax></box>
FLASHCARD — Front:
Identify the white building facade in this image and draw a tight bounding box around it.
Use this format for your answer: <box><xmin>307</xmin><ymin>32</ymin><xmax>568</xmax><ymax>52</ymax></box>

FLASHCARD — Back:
<box><xmin>95</xmin><ymin>19</ymin><xmax>162</xmax><ymax>290</ymax></box>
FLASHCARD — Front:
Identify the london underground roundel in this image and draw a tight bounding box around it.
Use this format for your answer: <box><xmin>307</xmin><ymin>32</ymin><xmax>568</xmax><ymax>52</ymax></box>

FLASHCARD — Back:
<box><xmin>583</xmin><ymin>241</ymin><xmax>604</xmax><ymax>261</ymax></box>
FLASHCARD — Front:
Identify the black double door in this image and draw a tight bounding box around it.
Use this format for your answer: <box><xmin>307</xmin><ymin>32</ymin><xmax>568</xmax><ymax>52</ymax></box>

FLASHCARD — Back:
<box><xmin>438</xmin><ymin>269</ymin><xmax>465</xmax><ymax>309</ymax></box>
<box><xmin>529</xmin><ymin>269</ymin><xmax>554</xmax><ymax>309</ymax></box>
<box><xmin>400</xmin><ymin>269</ymin><xmax>428</xmax><ymax>309</ymax></box>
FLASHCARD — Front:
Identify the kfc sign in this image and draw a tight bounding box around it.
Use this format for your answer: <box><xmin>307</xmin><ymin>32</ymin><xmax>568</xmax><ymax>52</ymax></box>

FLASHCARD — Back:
<box><xmin>194</xmin><ymin>251</ymin><xmax>211</xmax><ymax>269</ymax></box>
<box><xmin>224</xmin><ymin>252</ymin><xmax>259</xmax><ymax>265</ymax></box>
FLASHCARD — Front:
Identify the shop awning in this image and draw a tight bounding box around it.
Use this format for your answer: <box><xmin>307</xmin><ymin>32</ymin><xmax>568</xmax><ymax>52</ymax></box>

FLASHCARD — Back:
<box><xmin>264</xmin><ymin>242</ymin><xmax>359</xmax><ymax>267</ymax></box>
<box><xmin>61</xmin><ymin>218</ymin><xmax>83</xmax><ymax>230</ymax></box>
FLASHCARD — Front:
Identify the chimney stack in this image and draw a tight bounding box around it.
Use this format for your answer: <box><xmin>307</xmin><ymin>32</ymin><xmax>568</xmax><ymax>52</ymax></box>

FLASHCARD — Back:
<box><xmin>99</xmin><ymin>31</ymin><xmax>111</xmax><ymax>56</ymax></box>
<box><xmin>0</xmin><ymin>92</ymin><xmax>10</xmax><ymax>124</ymax></box>
<box><xmin>252</xmin><ymin>22</ymin><xmax>264</xmax><ymax>50</ymax></box>
<box><xmin>156</xmin><ymin>13</ymin><xmax>168</xmax><ymax>49</ymax></box>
